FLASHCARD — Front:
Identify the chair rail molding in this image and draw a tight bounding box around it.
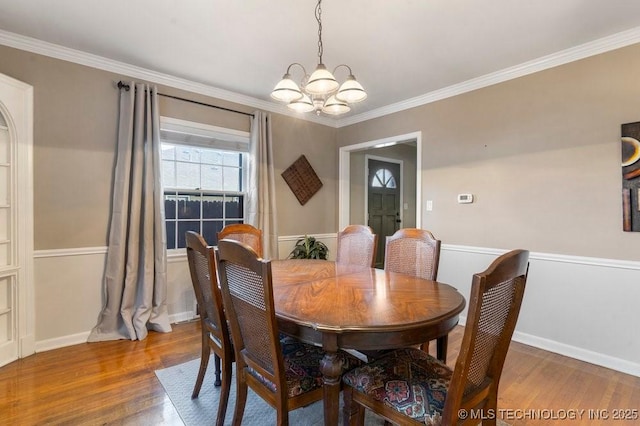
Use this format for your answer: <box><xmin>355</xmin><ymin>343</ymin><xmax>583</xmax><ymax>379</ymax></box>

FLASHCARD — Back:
<box><xmin>32</xmin><ymin>242</ymin><xmax>640</xmax><ymax>377</ymax></box>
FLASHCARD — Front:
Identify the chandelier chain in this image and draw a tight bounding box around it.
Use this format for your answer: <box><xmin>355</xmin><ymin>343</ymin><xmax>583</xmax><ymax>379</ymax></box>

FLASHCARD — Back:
<box><xmin>316</xmin><ymin>0</ymin><xmax>323</xmax><ymax>63</ymax></box>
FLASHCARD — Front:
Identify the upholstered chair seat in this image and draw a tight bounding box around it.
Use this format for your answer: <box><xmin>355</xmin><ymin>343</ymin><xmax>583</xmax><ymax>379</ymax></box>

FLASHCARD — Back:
<box><xmin>343</xmin><ymin>348</ymin><xmax>452</xmax><ymax>424</ymax></box>
<box><xmin>249</xmin><ymin>335</ymin><xmax>362</xmax><ymax>398</ymax></box>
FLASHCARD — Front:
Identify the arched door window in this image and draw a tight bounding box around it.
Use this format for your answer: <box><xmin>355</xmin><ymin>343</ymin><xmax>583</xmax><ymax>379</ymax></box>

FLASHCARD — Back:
<box><xmin>371</xmin><ymin>168</ymin><xmax>397</xmax><ymax>188</ymax></box>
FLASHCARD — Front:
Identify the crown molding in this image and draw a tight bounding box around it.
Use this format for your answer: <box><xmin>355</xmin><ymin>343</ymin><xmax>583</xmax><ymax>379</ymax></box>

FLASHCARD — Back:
<box><xmin>337</xmin><ymin>26</ymin><xmax>640</xmax><ymax>128</ymax></box>
<box><xmin>3</xmin><ymin>26</ymin><xmax>640</xmax><ymax>130</ymax></box>
<box><xmin>0</xmin><ymin>29</ymin><xmax>338</xmax><ymax>128</ymax></box>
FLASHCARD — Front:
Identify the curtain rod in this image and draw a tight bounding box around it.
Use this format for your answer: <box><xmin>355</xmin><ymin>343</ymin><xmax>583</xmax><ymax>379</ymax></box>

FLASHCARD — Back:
<box><xmin>117</xmin><ymin>81</ymin><xmax>254</xmax><ymax>118</ymax></box>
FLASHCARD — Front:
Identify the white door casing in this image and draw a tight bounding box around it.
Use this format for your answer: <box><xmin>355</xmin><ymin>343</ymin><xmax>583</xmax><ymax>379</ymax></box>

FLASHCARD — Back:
<box><xmin>0</xmin><ymin>73</ymin><xmax>34</xmax><ymax>367</ymax></box>
<box><xmin>338</xmin><ymin>131</ymin><xmax>422</xmax><ymax>231</ymax></box>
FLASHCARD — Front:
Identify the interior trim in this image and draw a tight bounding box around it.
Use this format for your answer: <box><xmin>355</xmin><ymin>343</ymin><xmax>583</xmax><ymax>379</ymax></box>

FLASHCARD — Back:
<box><xmin>34</xmin><ymin>242</ymin><xmax>640</xmax><ymax>270</ymax></box>
<box><xmin>337</xmin><ymin>26</ymin><xmax>640</xmax><ymax>127</ymax></box>
<box><xmin>0</xmin><ymin>29</ymin><xmax>333</xmax><ymax>127</ymax></box>
<box><xmin>443</xmin><ymin>244</ymin><xmax>640</xmax><ymax>270</ymax></box>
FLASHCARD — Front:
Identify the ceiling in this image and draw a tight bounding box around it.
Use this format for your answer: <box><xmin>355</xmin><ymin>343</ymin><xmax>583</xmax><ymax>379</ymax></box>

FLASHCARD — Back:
<box><xmin>1</xmin><ymin>0</ymin><xmax>640</xmax><ymax>126</ymax></box>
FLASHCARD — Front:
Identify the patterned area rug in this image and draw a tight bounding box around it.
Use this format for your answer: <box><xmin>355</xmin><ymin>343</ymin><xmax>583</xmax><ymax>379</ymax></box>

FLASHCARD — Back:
<box><xmin>155</xmin><ymin>358</ymin><xmax>510</xmax><ymax>426</ymax></box>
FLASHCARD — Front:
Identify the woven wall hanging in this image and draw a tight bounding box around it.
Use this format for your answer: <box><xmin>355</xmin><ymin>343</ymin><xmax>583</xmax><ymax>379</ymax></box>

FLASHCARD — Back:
<box><xmin>281</xmin><ymin>155</ymin><xmax>323</xmax><ymax>205</ymax></box>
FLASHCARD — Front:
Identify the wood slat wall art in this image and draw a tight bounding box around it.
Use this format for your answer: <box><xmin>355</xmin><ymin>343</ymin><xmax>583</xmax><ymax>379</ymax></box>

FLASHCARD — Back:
<box><xmin>281</xmin><ymin>155</ymin><xmax>323</xmax><ymax>205</ymax></box>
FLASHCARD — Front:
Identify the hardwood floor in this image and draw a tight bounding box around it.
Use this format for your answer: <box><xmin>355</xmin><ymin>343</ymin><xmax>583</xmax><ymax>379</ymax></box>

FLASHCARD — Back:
<box><xmin>1</xmin><ymin>320</ymin><xmax>639</xmax><ymax>425</ymax></box>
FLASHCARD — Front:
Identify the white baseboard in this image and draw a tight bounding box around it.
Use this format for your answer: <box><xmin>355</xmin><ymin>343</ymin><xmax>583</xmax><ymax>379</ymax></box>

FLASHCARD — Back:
<box><xmin>512</xmin><ymin>330</ymin><xmax>640</xmax><ymax>378</ymax></box>
<box><xmin>169</xmin><ymin>310</ymin><xmax>196</xmax><ymax>324</ymax></box>
<box><xmin>458</xmin><ymin>314</ymin><xmax>640</xmax><ymax>378</ymax></box>
<box><xmin>35</xmin><ymin>331</ymin><xmax>91</xmax><ymax>353</ymax></box>
<box><xmin>34</xmin><ymin>312</ymin><xmax>197</xmax><ymax>353</ymax></box>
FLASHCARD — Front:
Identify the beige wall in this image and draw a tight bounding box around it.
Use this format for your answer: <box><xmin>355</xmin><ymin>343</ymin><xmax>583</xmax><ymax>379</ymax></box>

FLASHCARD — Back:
<box><xmin>0</xmin><ymin>44</ymin><xmax>337</xmax><ymax>251</ymax></box>
<box><xmin>271</xmin><ymin>114</ymin><xmax>338</xmax><ymax>237</ymax></box>
<box><xmin>338</xmin><ymin>43</ymin><xmax>640</xmax><ymax>261</ymax></box>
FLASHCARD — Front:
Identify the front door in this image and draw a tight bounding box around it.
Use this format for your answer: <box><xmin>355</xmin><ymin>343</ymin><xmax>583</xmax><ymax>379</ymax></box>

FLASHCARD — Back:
<box><xmin>367</xmin><ymin>158</ymin><xmax>401</xmax><ymax>268</ymax></box>
<box><xmin>0</xmin><ymin>73</ymin><xmax>34</xmax><ymax>367</ymax></box>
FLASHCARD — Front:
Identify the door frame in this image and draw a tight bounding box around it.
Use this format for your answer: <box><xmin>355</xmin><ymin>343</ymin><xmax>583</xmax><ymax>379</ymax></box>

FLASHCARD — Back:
<box><xmin>364</xmin><ymin>154</ymin><xmax>404</xmax><ymax>227</ymax></box>
<box><xmin>339</xmin><ymin>131</ymin><xmax>422</xmax><ymax>231</ymax></box>
<box><xmin>0</xmin><ymin>73</ymin><xmax>35</xmax><ymax>364</ymax></box>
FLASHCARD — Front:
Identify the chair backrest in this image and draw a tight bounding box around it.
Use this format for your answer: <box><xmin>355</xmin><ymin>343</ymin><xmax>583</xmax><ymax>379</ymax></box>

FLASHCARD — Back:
<box><xmin>185</xmin><ymin>231</ymin><xmax>230</xmax><ymax>348</ymax></box>
<box><xmin>384</xmin><ymin>228</ymin><xmax>441</xmax><ymax>280</ymax></box>
<box><xmin>442</xmin><ymin>249</ymin><xmax>529</xmax><ymax>424</ymax></box>
<box><xmin>335</xmin><ymin>225</ymin><xmax>378</xmax><ymax>267</ymax></box>
<box><xmin>217</xmin><ymin>223</ymin><xmax>263</xmax><ymax>258</ymax></box>
<box><xmin>215</xmin><ymin>239</ymin><xmax>287</xmax><ymax>403</ymax></box>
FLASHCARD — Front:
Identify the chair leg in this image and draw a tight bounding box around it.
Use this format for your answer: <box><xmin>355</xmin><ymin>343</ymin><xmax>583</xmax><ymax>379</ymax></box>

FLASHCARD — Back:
<box><xmin>213</xmin><ymin>353</ymin><xmax>222</xmax><ymax>386</ymax></box>
<box><xmin>342</xmin><ymin>387</ymin><xmax>365</xmax><ymax>426</ymax></box>
<box><xmin>436</xmin><ymin>335</ymin><xmax>449</xmax><ymax>363</ymax></box>
<box><xmin>231</xmin><ymin>376</ymin><xmax>248</xmax><ymax>426</ymax></box>
<box><xmin>481</xmin><ymin>389</ymin><xmax>498</xmax><ymax>426</ymax></box>
<box><xmin>276</xmin><ymin>399</ymin><xmax>289</xmax><ymax>426</ymax></box>
<box><xmin>191</xmin><ymin>343</ymin><xmax>211</xmax><ymax>398</ymax></box>
<box><xmin>215</xmin><ymin>357</ymin><xmax>233</xmax><ymax>426</ymax></box>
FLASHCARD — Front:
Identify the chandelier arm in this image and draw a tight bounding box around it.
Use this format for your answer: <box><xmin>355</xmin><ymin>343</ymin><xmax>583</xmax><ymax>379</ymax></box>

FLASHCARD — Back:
<box><xmin>332</xmin><ymin>64</ymin><xmax>354</xmax><ymax>76</ymax></box>
<box><xmin>286</xmin><ymin>62</ymin><xmax>309</xmax><ymax>77</ymax></box>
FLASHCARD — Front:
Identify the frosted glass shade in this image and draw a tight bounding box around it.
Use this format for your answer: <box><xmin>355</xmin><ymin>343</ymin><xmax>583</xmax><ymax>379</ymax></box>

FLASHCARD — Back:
<box><xmin>287</xmin><ymin>94</ymin><xmax>315</xmax><ymax>113</ymax></box>
<box><xmin>305</xmin><ymin>64</ymin><xmax>339</xmax><ymax>95</ymax></box>
<box><xmin>322</xmin><ymin>95</ymin><xmax>350</xmax><ymax>115</ymax></box>
<box><xmin>271</xmin><ymin>74</ymin><xmax>303</xmax><ymax>102</ymax></box>
<box><xmin>336</xmin><ymin>75</ymin><xmax>367</xmax><ymax>103</ymax></box>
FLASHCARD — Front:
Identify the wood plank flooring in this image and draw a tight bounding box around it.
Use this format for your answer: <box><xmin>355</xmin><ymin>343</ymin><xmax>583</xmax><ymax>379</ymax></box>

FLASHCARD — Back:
<box><xmin>1</xmin><ymin>320</ymin><xmax>638</xmax><ymax>425</ymax></box>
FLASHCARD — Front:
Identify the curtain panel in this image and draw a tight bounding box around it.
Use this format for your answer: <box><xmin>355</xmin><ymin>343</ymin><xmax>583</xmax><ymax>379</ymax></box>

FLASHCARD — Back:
<box><xmin>247</xmin><ymin>111</ymin><xmax>279</xmax><ymax>259</ymax></box>
<box><xmin>88</xmin><ymin>82</ymin><xmax>171</xmax><ymax>342</ymax></box>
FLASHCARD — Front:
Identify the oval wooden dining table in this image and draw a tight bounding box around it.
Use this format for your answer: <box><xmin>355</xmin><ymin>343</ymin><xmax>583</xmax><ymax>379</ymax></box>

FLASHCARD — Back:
<box><xmin>270</xmin><ymin>259</ymin><xmax>466</xmax><ymax>426</ymax></box>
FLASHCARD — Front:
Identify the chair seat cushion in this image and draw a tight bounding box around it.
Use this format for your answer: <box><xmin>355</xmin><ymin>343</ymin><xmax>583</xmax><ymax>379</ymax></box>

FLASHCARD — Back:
<box><xmin>249</xmin><ymin>336</ymin><xmax>362</xmax><ymax>398</ymax></box>
<box><xmin>342</xmin><ymin>348</ymin><xmax>452</xmax><ymax>424</ymax></box>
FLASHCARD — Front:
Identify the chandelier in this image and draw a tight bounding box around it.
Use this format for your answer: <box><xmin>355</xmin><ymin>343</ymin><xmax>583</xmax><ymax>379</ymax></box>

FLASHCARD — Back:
<box><xmin>270</xmin><ymin>0</ymin><xmax>367</xmax><ymax>116</ymax></box>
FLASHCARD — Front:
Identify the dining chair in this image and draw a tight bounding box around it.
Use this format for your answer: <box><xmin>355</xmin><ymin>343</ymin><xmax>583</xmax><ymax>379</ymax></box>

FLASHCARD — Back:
<box><xmin>384</xmin><ymin>228</ymin><xmax>445</xmax><ymax>358</ymax></box>
<box><xmin>335</xmin><ymin>224</ymin><xmax>378</xmax><ymax>268</ymax></box>
<box><xmin>384</xmin><ymin>228</ymin><xmax>441</xmax><ymax>280</ymax></box>
<box><xmin>342</xmin><ymin>249</ymin><xmax>529</xmax><ymax>426</ymax></box>
<box><xmin>185</xmin><ymin>231</ymin><xmax>233</xmax><ymax>426</ymax></box>
<box><xmin>217</xmin><ymin>223</ymin><xmax>263</xmax><ymax>258</ymax></box>
<box><xmin>215</xmin><ymin>238</ymin><xmax>361</xmax><ymax>425</ymax></box>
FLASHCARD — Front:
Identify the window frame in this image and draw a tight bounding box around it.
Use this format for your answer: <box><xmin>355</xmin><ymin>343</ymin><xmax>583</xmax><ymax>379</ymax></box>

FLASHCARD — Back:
<box><xmin>159</xmin><ymin>117</ymin><xmax>250</xmax><ymax>255</ymax></box>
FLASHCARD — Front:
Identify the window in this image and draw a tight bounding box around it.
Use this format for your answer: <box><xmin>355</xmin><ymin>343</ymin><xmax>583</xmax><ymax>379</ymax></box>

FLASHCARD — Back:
<box><xmin>160</xmin><ymin>118</ymin><xmax>250</xmax><ymax>249</ymax></box>
<box><xmin>371</xmin><ymin>168</ymin><xmax>397</xmax><ymax>188</ymax></box>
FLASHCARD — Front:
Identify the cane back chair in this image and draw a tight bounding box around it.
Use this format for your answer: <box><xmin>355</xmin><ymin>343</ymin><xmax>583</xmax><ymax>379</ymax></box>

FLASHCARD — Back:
<box><xmin>216</xmin><ymin>239</ymin><xmax>361</xmax><ymax>425</ymax></box>
<box><xmin>343</xmin><ymin>249</ymin><xmax>529</xmax><ymax>426</ymax></box>
<box><xmin>217</xmin><ymin>223</ymin><xmax>263</xmax><ymax>258</ymax></box>
<box><xmin>336</xmin><ymin>224</ymin><xmax>378</xmax><ymax>268</ymax></box>
<box><xmin>185</xmin><ymin>231</ymin><xmax>233</xmax><ymax>426</ymax></box>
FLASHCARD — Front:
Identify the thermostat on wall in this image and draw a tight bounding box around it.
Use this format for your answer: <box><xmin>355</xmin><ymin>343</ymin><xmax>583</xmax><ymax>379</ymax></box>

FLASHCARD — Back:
<box><xmin>457</xmin><ymin>194</ymin><xmax>474</xmax><ymax>204</ymax></box>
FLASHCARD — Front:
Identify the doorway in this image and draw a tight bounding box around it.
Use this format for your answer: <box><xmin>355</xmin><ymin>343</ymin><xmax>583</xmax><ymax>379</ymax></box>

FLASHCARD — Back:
<box><xmin>0</xmin><ymin>73</ymin><xmax>34</xmax><ymax>367</ymax></box>
<box><xmin>367</xmin><ymin>156</ymin><xmax>402</xmax><ymax>267</ymax></box>
<box><xmin>338</xmin><ymin>131</ymin><xmax>422</xmax><ymax>265</ymax></box>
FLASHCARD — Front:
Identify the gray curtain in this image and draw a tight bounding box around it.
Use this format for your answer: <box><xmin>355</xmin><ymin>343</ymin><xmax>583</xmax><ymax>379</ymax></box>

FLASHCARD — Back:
<box><xmin>88</xmin><ymin>82</ymin><xmax>172</xmax><ymax>342</ymax></box>
<box><xmin>247</xmin><ymin>111</ymin><xmax>279</xmax><ymax>259</ymax></box>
